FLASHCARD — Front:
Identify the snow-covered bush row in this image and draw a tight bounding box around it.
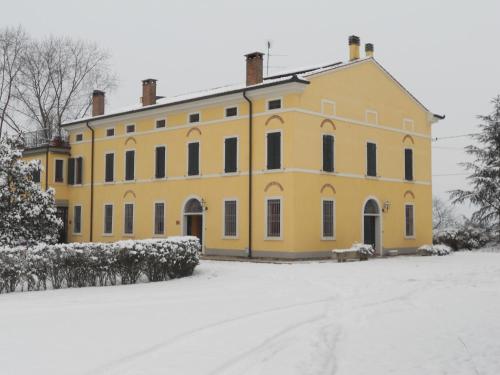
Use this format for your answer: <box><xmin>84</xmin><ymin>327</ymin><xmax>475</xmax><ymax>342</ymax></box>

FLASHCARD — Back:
<box><xmin>417</xmin><ymin>244</ymin><xmax>452</xmax><ymax>256</ymax></box>
<box><xmin>433</xmin><ymin>223</ymin><xmax>491</xmax><ymax>251</ymax></box>
<box><xmin>0</xmin><ymin>237</ymin><xmax>200</xmax><ymax>293</ymax></box>
<box><xmin>350</xmin><ymin>243</ymin><xmax>376</xmax><ymax>256</ymax></box>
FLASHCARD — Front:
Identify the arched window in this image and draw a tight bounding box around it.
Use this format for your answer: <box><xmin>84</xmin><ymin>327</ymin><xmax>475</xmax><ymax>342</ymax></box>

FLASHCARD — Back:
<box><xmin>364</xmin><ymin>199</ymin><xmax>380</xmax><ymax>215</ymax></box>
<box><xmin>184</xmin><ymin>198</ymin><xmax>203</xmax><ymax>213</ymax></box>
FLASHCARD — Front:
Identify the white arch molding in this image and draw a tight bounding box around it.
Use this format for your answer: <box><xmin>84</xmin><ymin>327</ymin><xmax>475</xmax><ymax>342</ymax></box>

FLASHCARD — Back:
<box><xmin>181</xmin><ymin>195</ymin><xmax>206</xmax><ymax>253</ymax></box>
<box><xmin>360</xmin><ymin>196</ymin><xmax>383</xmax><ymax>256</ymax></box>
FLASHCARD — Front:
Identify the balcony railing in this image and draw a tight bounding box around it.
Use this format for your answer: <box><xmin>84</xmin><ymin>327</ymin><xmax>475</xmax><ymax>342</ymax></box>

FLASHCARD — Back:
<box><xmin>21</xmin><ymin>130</ymin><xmax>69</xmax><ymax>149</ymax></box>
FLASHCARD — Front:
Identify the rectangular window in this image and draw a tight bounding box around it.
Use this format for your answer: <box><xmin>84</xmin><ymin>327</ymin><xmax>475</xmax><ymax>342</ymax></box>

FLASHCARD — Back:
<box><xmin>126</xmin><ymin>124</ymin><xmax>135</xmax><ymax>133</ymax></box>
<box><xmin>405</xmin><ymin>148</ymin><xmax>413</xmax><ymax>181</ymax></box>
<box><xmin>188</xmin><ymin>142</ymin><xmax>200</xmax><ymax>176</ymax></box>
<box><xmin>75</xmin><ymin>133</ymin><xmax>83</xmax><ymax>142</ymax></box>
<box><xmin>405</xmin><ymin>204</ymin><xmax>415</xmax><ymax>237</ymax></box>
<box><xmin>156</xmin><ymin>119</ymin><xmax>166</xmax><ymax>128</ymax></box>
<box><xmin>55</xmin><ymin>159</ymin><xmax>64</xmax><ymax>182</ymax></box>
<box><xmin>73</xmin><ymin>205</ymin><xmax>82</xmax><ymax>234</ymax></box>
<box><xmin>106</xmin><ymin>128</ymin><xmax>115</xmax><ymax>137</ymax></box>
<box><xmin>124</xmin><ymin>203</ymin><xmax>134</xmax><ymax>234</ymax></box>
<box><xmin>224</xmin><ymin>137</ymin><xmax>237</xmax><ymax>173</ymax></box>
<box><xmin>32</xmin><ymin>167</ymin><xmax>41</xmax><ymax>183</ymax></box>
<box><xmin>155</xmin><ymin>146</ymin><xmax>166</xmax><ymax>179</ymax></box>
<box><xmin>125</xmin><ymin>150</ymin><xmax>135</xmax><ymax>181</ymax></box>
<box><xmin>189</xmin><ymin>113</ymin><xmax>200</xmax><ymax>123</ymax></box>
<box><xmin>322</xmin><ymin>135</ymin><xmax>334</xmax><ymax>172</ymax></box>
<box><xmin>268</xmin><ymin>99</ymin><xmax>282</xmax><ymax>110</ymax></box>
<box><xmin>154</xmin><ymin>202</ymin><xmax>165</xmax><ymax>235</ymax></box>
<box><xmin>68</xmin><ymin>158</ymin><xmax>75</xmax><ymax>185</ymax></box>
<box><xmin>266</xmin><ymin>198</ymin><xmax>281</xmax><ymax>238</ymax></box>
<box><xmin>322</xmin><ymin>200</ymin><xmax>335</xmax><ymax>239</ymax></box>
<box><xmin>105</xmin><ymin>153</ymin><xmax>114</xmax><ymax>182</ymax></box>
<box><xmin>367</xmin><ymin>142</ymin><xmax>377</xmax><ymax>177</ymax></box>
<box><xmin>224</xmin><ymin>200</ymin><xmax>237</xmax><ymax>237</ymax></box>
<box><xmin>225</xmin><ymin>107</ymin><xmax>238</xmax><ymax>117</ymax></box>
<box><xmin>104</xmin><ymin>204</ymin><xmax>113</xmax><ymax>234</ymax></box>
<box><xmin>75</xmin><ymin>157</ymin><xmax>83</xmax><ymax>185</ymax></box>
<box><xmin>266</xmin><ymin>132</ymin><xmax>281</xmax><ymax>170</ymax></box>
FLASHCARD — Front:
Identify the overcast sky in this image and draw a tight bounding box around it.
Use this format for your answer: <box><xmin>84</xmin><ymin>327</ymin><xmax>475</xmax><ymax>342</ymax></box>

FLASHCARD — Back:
<box><xmin>2</xmin><ymin>0</ymin><xmax>499</xmax><ymax>215</ymax></box>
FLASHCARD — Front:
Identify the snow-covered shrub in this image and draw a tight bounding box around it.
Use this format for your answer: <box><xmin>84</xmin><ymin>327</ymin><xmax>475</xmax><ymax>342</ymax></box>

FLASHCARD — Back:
<box><xmin>434</xmin><ymin>222</ymin><xmax>491</xmax><ymax>251</ymax></box>
<box><xmin>351</xmin><ymin>243</ymin><xmax>375</xmax><ymax>257</ymax></box>
<box><xmin>417</xmin><ymin>244</ymin><xmax>452</xmax><ymax>256</ymax></box>
<box><xmin>0</xmin><ymin>237</ymin><xmax>200</xmax><ymax>293</ymax></box>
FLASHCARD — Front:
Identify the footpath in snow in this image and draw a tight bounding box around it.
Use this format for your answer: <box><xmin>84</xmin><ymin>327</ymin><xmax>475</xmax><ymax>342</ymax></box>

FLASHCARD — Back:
<box><xmin>0</xmin><ymin>252</ymin><xmax>499</xmax><ymax>375</ymax></box>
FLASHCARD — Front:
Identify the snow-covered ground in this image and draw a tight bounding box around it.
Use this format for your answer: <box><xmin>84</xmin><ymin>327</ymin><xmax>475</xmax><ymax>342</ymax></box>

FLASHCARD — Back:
<box><xmin>1</xmin><ymin>252</ymin><xmax>499</xmax><ymax>375</ymax></box>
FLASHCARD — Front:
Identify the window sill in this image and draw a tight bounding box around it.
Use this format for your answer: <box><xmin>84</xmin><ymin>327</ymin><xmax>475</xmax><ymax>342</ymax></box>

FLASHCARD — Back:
<box><xmin>185</xmin><ymin>174</ymin><xmax>201</xmax><ymax>179</ymax></box>
<box><xmin>222</xmin><ymin>236</ymin><xmax>239</xmax><ymax>240</ymax></box>
<box><xmin>104</xmin><ymin>181</ymin><xmax>115</xmax><ymax>185</ymax></box>
<box><xmin>102</xmin><ymin>233</ymin><xmax>114</xmax><ymax>237</ymax></box>
<box><xmin>154</xmin><ymin>177</ymin><xmax>167</xmax><ymax>181</ymax></box>
<box><xmin>320</xmin><ymin>170</ymin><xmax>336</xmax><ymax>175</ymax></box>
<box><xmin>124</xmin><ymin>180</ymin><xmax>136</xmax><ymax>184</ymax></box>
<box><xmin>263</xmin><ymin>168</ymin><xmax>284</xmax><ymax>173</ymax></box>
<box><xmin>123</xmin><ymin>233</ymin><xmax>135</xmax><ymax>237</ymax></box>
<box><xmin>404</xmin><ymin>236</ymin><xmax>416</xmax><ymax>240</ymax></box>
<box><xmin>321</xmin><ymin>237</ymin><xmax>336</xmax><ymax>241</ymax></box>
<box><xmin>152</xmin><ymin>234</ymin><xmax>166</xmax><ymax>238</ymax></box>
<box><xmin>222</xmin><ymin>172</ymin><xmax>240</xmax><ymax>176</ymax></box>
<box><xmin>264</xmin><ymin>237</ymin><xmax>283</xmax><ymax>241</ymax></box>
<box><xmin>72</xmin><ymin>233</ymin><xmax>83</xmax><ymax>236</ymax></box>
<box><xmin>365</xmin><ymin>175</ymin><xmax>379</xmax><ymax>179</ymax></box>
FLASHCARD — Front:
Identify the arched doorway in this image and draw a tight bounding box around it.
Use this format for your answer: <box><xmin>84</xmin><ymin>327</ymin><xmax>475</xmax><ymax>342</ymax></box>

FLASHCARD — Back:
<box><xmin>363</xmin><ymin>199</ymin><xmax>381</xmax><ymax>255</ymax></box>
<box><xmin>183</xmin><ymin>198</ymin><xmax>203</xmax><ymax>245</ymax></box>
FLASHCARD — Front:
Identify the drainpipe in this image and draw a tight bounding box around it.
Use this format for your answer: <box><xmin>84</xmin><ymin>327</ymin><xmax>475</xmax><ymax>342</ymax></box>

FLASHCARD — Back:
<box><xmin>243</xmin><ymin>90</ymin><xmax>253</xmax><ymax>258</ymax></box>
<box><xmin>85</xmin><ymin>121</ymin><xmax>95</xmax><ymax>242</ymax></box>
<box><xmin>45</xmin><ymin>144</ymin><xmax>49</xmax><ymax>191</ymax></box>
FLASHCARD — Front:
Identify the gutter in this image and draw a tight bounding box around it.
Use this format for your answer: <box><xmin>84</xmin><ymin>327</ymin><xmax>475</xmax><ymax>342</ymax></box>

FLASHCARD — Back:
<box><xmin>243</xmin><ymin>90</ymin><xmax>253</xmax><ymax>258</ymax></box>
<box><xmin>85</xmin><ymin>121</ymin><xmax>95</xmax><ymax>242</ymax></box>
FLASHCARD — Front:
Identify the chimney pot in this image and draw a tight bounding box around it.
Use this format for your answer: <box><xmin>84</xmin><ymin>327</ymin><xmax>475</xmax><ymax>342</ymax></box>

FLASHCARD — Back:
<box><xmin>92</xmin><ymin>90</ymin><xmax>105</xmax><ymax>117</ymax></box>
<box><xmin>348</xmin><ymin>35</ymin><xmax>360</xmax><ymax>61</ymax></box>
<box><xmin>142</xmin><ymin>78</ymin><xmax>157</xmax><ymax>106</ymax></box>
<box><xmin>245</xmin><ymin>52</ymin><xmax>264</xmax><ymax>86</ymax></box>
<box><xmin>365</xmin><ymin>43</ymin><xmax>374</xmax><ymax>57</ymax></box>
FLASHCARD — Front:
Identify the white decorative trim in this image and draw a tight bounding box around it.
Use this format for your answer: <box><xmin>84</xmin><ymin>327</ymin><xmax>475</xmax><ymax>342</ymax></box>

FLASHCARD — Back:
<box><xmin>265</xmin><ymin>129</ymin><xmax>283</xmax><ymax>171</ymax></box>
<box><xmin>222</xmin><ymin>198</ymin><xmax>239</xmax><ymax>239</ymax></box>
<box><xmin>123</xmin><ymin>202</ymin><xmax>135</xmax><ymax>236</ymax></box>
<box><xmin>153</xmin><ymin>201</ymin><xmax>166</xmax><ymax>237</ymax></box>
<box><xmin>72</xmin><ymin>204</ymin><xmax>83</xmax><ymax>235</ymax></box>
<box><xmin>404</xmin><ymin>203</ymin><xmax>416</xmax><ymax>239</ymax></box>
<box><xmin>264</xmin><ymin>196</ymin><xmax>283</xmax><ymax>240</ymax></box>
<box><xmin>222</xmin><ymin>135</ymin><xmax>239</xmax><ymax>175</ymax></box>
<box><xmin>321</xmin><ymin>99</ymin><xmax>336</xmax><ymax>116</ymax></box>
<box><xmin>361</xmin><ymin>196</ymin><xmax>383</xmax><ymax>256</ymax></box>
<box><xmin>102</xmin><ymin>203</ymin><xmax>114</xmax><ymax>236</ymax></box>
<box><xmin>321</xmin><ymin>198</ymin><xmax>336</xmax><ymax>240</ymax></box>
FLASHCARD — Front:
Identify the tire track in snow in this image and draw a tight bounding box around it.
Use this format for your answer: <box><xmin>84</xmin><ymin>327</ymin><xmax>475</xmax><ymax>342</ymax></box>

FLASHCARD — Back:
<box><xmin>86</xmin><ymin>296</ymin><xmax>336</xmax><ymax>375</ymax></box>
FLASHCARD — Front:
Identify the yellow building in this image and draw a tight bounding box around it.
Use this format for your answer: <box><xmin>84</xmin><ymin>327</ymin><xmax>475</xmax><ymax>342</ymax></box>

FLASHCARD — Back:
<box><xmin>23</xmin><ymin>35</ymin><xmax>444</xmax><ymax>258</ymax></box>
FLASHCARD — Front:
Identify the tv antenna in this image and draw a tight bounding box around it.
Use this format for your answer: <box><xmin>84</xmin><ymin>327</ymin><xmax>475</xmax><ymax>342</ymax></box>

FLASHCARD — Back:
<box><xmin>266</xmin><ymin>40</ymin><xmax>271</xmax><ymax>76</ymax></box>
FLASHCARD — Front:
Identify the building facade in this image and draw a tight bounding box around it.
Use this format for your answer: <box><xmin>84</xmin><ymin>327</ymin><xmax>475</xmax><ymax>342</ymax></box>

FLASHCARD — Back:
<box><xmin>23</xmin><ymin>36</ymin><xmax>443</xmax><ymax>258</ymax></box>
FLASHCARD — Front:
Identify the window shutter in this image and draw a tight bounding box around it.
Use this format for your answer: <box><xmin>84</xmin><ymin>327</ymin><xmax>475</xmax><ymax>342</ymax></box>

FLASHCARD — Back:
<box><xmin>125</xmin><ymin>151</ymin><xmax>135</xmax><ymax>180</ymax></box>
<box><xmin>367</xmin><ymin>143</ymin><xmax>377</xmax><ymax>176</ymax></box>
<box><xmin>68</xmin><ymin>158</ymin><xmax>75</xmax><ymax>185</ymax></box>
<box><xmin>155</xmin><ymin>147</ymin><xmax>166</xmax><ymax>178</ymax></box>
<box><xmin>76</xmin><ymin>157</ymin><xmax>83</xmax><ymax>185</ymax></box>
<box><xmin>224</xmin><ymin>138</ymin><xmax>237</xmax><ymax>173</ymax></box>
<box><xmin>105</xmin><ymin>154</ymin><xmax>114</xmax><ymax>182</ymax></box>
<box><xmin>323</xmin><ymin>135</ymin><xmax>334</xmax><ymax>172</ymax></box>
<box><xmin>405</xmin><ymin>149</ymin><xmax>413</xmax><ymax>181</ymax></box>
<box><xmin>267</xmin><ymin>132</ymin><xmax>281</xmax><ymax>170</ymax></box>
<box><xmin>188</xmin><ymin>143</ymin><xmax>199</xmax><ymax>176</ymax></box>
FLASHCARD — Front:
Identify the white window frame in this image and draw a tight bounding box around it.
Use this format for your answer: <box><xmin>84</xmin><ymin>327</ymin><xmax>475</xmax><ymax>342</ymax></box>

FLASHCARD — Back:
<box><xmin>74</xmin><ymin>133</ymin><xmax>84</xmax><ymax>143</ymax></box>
<box><xmin>125</xmin><ymin>123</ymin><xmax>136</xmax><ymax>134</ymax></box>
<box><xmin>222</xmin><ymin>135</ymin><xmax>239</xmax><ymax>175</ymax></box>
<box><xmin>72</xmin><ymin>204</ymin><xmax>83</xmax><ymax>235</ymax></box>
<box><xmin>365</xmin><ymin>109</ymin><xmax>378</xmax><ymax>125</ymax></box>
<box><xmin>404</xmin><ymin>147</ymin><xmax>414</xmax><ymax>181</ymax></box>
<box><xmin>265</xmin><ymin>129</ymin><xmax>283</xmax><ymax>172</ymax></box>
<box><xmin>154</xmin><ymin>145</ymin><xmax>167</xmax><ymax>179</ymax></box>
<box><xmin>404</xmin><ymin>203</ymin><xmax>416</xmax><ymax>239</ymax></box>
<box><xmin>186</xmin><ymin>140</ymin><xmax>201</xmax><ymax>177</ymax></box>
<box><xmin>321</xmin><ymin>99</ymin><xmax>336</xmax><ymax>116</ymax></box>
<box><xmin>321</xmin><ymin>132</ymin><xmax>335</xmax><ymax>173</ymax></box>
<box><xmin>103</xmin><ymin>203</ymin><xmax>114</xmax><ymax>236</ymax></box>
<box><xmin>105</xmin><ymin>127</ymin><xmax>115</xmax><ymax>137</ymax></box>
<box><xmin>266</xmin><ymin>97</ymin><xmax>283</xmax><ymax>111</ymax></box>
<box><xmin>321</xmin><ymin>198</ymin><xmax>336</xmax><ymax>240</ymax></box>
<box><xmin>104</xmin><ymin>151</ymin><xmax>115</xmax><ymax>183</ymax></box>
<box><xmin>124</xmin><ymin>149</ymin><xmax>136</xmax><ymax>182</ymax></box>
<box><xmin>264</xmin><ymin>196</ymin><xmax>283</xmax><ymax>240</ymax></box>
<box><xmin>403</xmin><ymin>118</ymin><xmax>415</xmax><ymax>132</ymax></box>
<box><xmin>222</xmin><ymin>198</ymin><xmax>239</xmax><ymax>239</ymax></box>
<box><xmin>155</xmin><ymin>117</ymin><xmax>167</xmax><ymax>129</ymax></box>
<box><xmin>224</xmin><ymin>105</ymin><xmax>239</xmax><ymax>118</ymax></box>
<box><xmin>365</xmin><ymin>140</ymin><xmax>378</xmax><ymax>178</ymax></box>
<box><xmin>69</xmin><ymin>154</ymin><xmax>83</xmax><ymax>186</ymax></box>
<box><xmin>53</xmin><ymin>158</ymin><xmax>65</xmax><ymax>183</ymax></box>
<box><xmin>188</xmin><ymin>111</ymin><xmax>201</xmax><ymax>124</ymax></box>
<box><xmin>123</xmin><ymin>202</ymin><xmax>135</xmax><ymax>236</ymax></box>
<box><xmin>153</xmin><ymin>201</ymin><xmax>166</xmax><ymax>237</ymax></box>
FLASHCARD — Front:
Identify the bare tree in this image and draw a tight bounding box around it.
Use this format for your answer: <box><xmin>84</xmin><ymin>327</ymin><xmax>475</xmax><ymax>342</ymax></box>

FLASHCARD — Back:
<box><xmin>433</xmin><ymin>196</ymin><xmax>457</xmax><ymax>230</ymax></box>
<box><xmin>0</xmin><ymin>26</ymin><xmax>27</xmax><ymax>139</ymax></box>
<box><xmin>15</xmin><ymin>36</ymin><xmax>116</xmax><ymax>139</ymax></box>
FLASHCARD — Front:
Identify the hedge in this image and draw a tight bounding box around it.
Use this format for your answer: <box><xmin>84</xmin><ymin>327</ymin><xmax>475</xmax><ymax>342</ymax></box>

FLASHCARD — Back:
<box><xmin>0</xmin><ymin>237</ymin><xmax>200</xmax><ymax>293</ymax></box>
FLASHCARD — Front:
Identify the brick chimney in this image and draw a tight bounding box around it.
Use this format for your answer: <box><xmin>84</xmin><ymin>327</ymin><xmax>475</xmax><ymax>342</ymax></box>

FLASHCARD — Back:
<box><xmin>365</xmin><ymin>43</ymin><xmax>374</xmax><ymax>58</ymax></box>
<box><xmin>349</xmin><ymin>35</ymin><xmax>360</xmax><ymax>61</ymax></box>
<box><xmin>92</xmin><ymin>90</ymin><xmax>105</xmax><ymax>117</ymax></box>
<box><xmin>245</xmin><ymin>52</ymin><xmax>264</xmax><ymax>86</ymax></box>
<box><xmin>142</xmin><ymin>79</ymin><xmax>157</xmax><ymax>106</ymax></box>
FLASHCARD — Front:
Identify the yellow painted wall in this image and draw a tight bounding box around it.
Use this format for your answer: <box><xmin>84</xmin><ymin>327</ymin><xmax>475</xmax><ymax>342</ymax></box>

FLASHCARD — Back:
<box><xmin>23</xmin><ymin>58</ymin><xmax>435</xmax><ymax>257</ymax></box>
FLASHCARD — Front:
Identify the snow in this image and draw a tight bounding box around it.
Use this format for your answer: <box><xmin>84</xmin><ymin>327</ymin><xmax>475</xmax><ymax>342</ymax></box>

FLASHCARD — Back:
<box><xmin>0</xmin><ymin>251</ymin><xmax>499</xmax><ymax>374</ymax></box>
